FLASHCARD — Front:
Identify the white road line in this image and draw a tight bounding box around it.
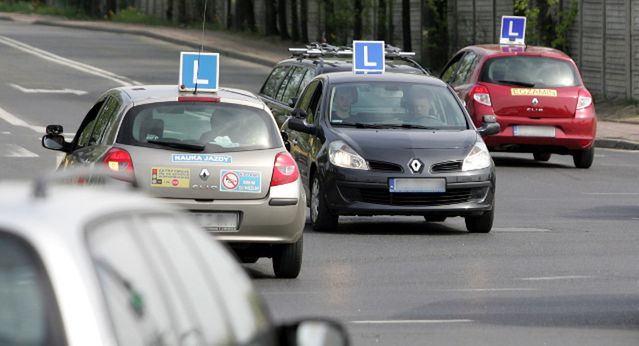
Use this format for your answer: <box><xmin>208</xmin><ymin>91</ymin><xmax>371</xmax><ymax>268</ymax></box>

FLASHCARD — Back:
<box><xmin>3</xmin><ymin>144</ymin><xmax>38</xmax><ymax>158</ymax></box>
<box><xmin>520</xmin><ymin>275</ymin><xmax>595</xmax><ymax>281</ymax></box>
<box><xmin>0</xmin><ymin>35</ymin><xmax>140</xmax><ymax>86</ymax></box>
<box><xmin>493</xmin><ymin>228</ymin><xmax>551</xmax><ymax>232</ymax></box>
<box><xmin>583</xmin><ymin>192</ymin><xmax>639</xmax><ymax>195</ymax></box>
<box><xmin>351</xmin><ymin>319</ymin><xmax>473</xmax><ymax>324</ymax></box>
<box><xmin>1</xmin><ymin>131</ymin><xmax>10</xmax><ymax>134</ymax></box>
<box><xmin>10</xmin><ymin>83</ymin><xmax>87</xmax><ymax>95</ymax></box>
<box><xmin>437</xmin><ymin>288</ymin><xmax>538</xmax><ymax>292</ymax></box>
<box><xmin>0</xmin><ymin>105</ymin><xmax>45</xmax><ymax>133</ymax></box>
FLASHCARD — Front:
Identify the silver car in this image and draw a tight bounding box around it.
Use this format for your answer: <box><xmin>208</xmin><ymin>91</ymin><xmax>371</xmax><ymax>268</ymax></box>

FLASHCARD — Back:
<box><xmin>0</xmin><ymin>171</ymin><xmax>346</xmax><ymax>345</ymax></box>
<box><xmin>42</xmin><ymin>86</ymin><xmax>306</xmax><ymax>278</ymax></box>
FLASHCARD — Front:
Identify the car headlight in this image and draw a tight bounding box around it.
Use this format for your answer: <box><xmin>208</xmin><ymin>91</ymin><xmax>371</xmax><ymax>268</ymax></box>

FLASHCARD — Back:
<box><xmin>462</xmin><ymin>141</ymin><xmax>492</xmax><ymax>171</ymax></box>
<box><xmin>329</xmin><ymin>140</ymin><xmax>369</xmax><ymax>170</ymax></box>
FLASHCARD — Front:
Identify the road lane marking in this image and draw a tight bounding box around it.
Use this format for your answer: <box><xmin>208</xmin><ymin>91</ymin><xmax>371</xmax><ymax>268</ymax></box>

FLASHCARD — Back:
<box><xmin>435</xmin><ymin>288</ymin><xmax>537</xmax><ymax>292</ymax></box>
<box><xmin>582</xmin><ymin>192</ymin><xmax>639</xmax><ymax>195</ymax></box>
<box><xmin>0</xmin><ymin>105</ymin><xmax>45</xmax><ymax>133</ymax></box>
<box><xmin>10</xmin><ymin>83</ymin><xmax>87</xmax><ymax>95</ymax></box>
<box><xmin>1</xmin><ymin>131</ymin><xmax>10</xmax><ymax>134</ymax></box>
<box><xmin>3</xmin><ymin>144</ymin><xmax>38</xmax><ymax>157</ymax></box>
<box><xmin>351</xmin><ymin>319</ymin><xmax>473</xmax><ymax>324</ymax></box>
<box><xmin>520</xmin><ymin>275</ymin><xmax>595</xmax><ymax>281</ymax></box>
<box><xmin>493</xmin><ymin>227</ymin><xmax>551</xmax><ymax>232</ymax></box>
<box><xmin>0</xmin><ymin>35</ymin><xmax>140</xmax><ymax>86</ymax></box>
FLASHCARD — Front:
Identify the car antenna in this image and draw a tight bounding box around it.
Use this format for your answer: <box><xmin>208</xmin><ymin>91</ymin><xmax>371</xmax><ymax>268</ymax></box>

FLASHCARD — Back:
<box><xmin>194</xmin><ymin>0</ymin><xmax>209</xmax><ymax>95</ymax></box>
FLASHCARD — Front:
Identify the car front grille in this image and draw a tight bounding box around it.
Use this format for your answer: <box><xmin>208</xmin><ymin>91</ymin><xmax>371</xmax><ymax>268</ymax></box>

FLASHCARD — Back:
<box><xmin>431</xmin><ymin>160</ymin><xmax>463</xmax><ymax>172</ymax></box>
<box><xmin>368</xmin><ymin>160</ymin><xmax>403</xmax><ymax>172</ymax></box>
<box><xmin>353</xmin><ymin>187</ymin><xmax>474</xmax><ymax>206</ymax></box>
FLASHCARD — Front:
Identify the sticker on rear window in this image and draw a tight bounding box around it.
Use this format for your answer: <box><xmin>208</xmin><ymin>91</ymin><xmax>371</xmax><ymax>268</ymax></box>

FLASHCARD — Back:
<box><xmin>171</xmin><ymin>154</ymin><xmax>232</xmax><ymax>164</ymax></box>
<box><xmin>151</xmin><ymin>167</ymin><xmax>190</xmax><ymax>188</ymax></box>
<box><xmin>511</xmin><ymin>88</ymin><xmax>557</xmax><ymax>97</ymax></box>
<box><xmin>220</xmin><ymin>170</ymin><xmax>261</xmax><ymax>193</ymax></box>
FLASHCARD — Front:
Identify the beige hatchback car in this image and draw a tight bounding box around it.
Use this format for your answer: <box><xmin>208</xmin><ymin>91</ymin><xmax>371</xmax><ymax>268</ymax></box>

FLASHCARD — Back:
<box><xmin>42</xmin><ymin>86</ymin><xmax>306</xmax><ymax>278</ymax></box>
<box><xmin>0</xmin><ymin>171</ymin><xmax>347</xmax><ymax>345</ymax></box>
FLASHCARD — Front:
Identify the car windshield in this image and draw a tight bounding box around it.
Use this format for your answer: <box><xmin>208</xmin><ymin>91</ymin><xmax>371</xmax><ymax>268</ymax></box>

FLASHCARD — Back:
<box><xmin>480</xmin><ymin>56</ymin><xmax>580</xmax><ymax>88</ymax></box>
<box><xmin>118</xmin><ymin>102</ymin><xmax>279</xmax><ymax>153</ymax></box>
<box><xmin>328</xmin><ymin>82</ymin><xmax>469</xmax><ymax>130</ymax></box>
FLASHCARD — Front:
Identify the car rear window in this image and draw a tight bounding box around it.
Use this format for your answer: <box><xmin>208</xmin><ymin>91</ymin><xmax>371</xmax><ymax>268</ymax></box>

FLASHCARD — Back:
<box><xmin>328</xmin><ymin>82</ymin><xmax>469</xmax><ymax>129</ymax></box>
<box><xmin>480</xmin><ymin>56</ymin><xmax>580</xmax><ymax>88</ymax></box>
<box><xmin>117</xmin><ymin>102</ymin><xmax>280</xmax><ymax>153</ymax></box>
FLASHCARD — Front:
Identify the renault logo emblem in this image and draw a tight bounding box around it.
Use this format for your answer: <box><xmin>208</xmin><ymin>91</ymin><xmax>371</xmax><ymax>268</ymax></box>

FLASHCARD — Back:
<box><xmin>199</xmin><ymin>168</ymin><xmax>210</xmax><ymax>181</ymax></box>
<box><xmin>531</xmin><ymin>97</ymin><xmax>539</xmax><ymax>106</ymax></box>
<box><xmin>408</xmin><ymin>158</ymin><xmax>424</xmax><ymax>174</ymax></box>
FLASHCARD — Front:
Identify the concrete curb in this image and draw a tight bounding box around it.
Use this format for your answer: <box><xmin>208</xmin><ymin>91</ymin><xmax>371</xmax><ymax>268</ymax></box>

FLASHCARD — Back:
<box><xmin>595</xmin><ymin>139</ymin><xmax>639</xmax><ymax>150</ymax></box>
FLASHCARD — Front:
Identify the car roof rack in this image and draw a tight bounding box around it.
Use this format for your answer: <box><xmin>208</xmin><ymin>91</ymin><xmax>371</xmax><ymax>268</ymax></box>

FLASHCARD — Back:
<box><xmin>288</xmin><ymin>42</ymin><xmax>428</xmax><ymax>74</ymax></box>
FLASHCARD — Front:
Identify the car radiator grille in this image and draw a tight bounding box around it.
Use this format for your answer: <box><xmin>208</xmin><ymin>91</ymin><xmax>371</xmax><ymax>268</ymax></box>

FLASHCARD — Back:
<box><xmin>368</xmin><ymin>161</ymin><xmax>403</xmax><ymax>172</ymax></box>
<box><xmin>431</xmin><ymin>161</ymin><xmax>463</xmax><ymax>172</ymax></box>
<box><xmin>355</xmin><ymin>188</ymin><xmax>474</xmax><ymax>206</ymax></box>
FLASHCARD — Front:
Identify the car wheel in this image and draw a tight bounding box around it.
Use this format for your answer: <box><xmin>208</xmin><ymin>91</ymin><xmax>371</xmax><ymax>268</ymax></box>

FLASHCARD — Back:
<box><xmin>310</xmin><ymin>174</ymin><xmax>338</xmax><ymax>231</ymax></box>
<box><xmin>573</xmin><ymin>146</ymin><xmax>594</xmax><ymax>169</ymax></box>
<box><xmin>465</xmin><ymin>209</ymin><xmax>494</xmax><ymax>233</ymax></box>
<box><xmin>272</xmin><ymin>236</ymin><xmax>303</xmax><ymax>279</ymax></box>
<box><xmin>533</xmin><ymin>152</ymin><xmax>551</xmax><ymax>162</ymax></box>
<box><xmin>424</xmin><ymin>216</ymin><xmax>447</xmax><ymax>222</ymax></box>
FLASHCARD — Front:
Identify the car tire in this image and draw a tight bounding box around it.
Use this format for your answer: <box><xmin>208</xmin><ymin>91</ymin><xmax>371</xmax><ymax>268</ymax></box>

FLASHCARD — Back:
<box><xmin>272</xmin><ymin>236</ymin><xmax>303</xmax><ymax>279</ymax></box>
<box><xmin>424</xmin><ymin>216</ymin><xmax>447</xmax><ymax>222</ymax></box>
<box><xmin>465</xmin><ymin>209</ymin><xmax>494</xmax><ymax>233</ymax></box>
<box><xmin>573</xmin><ymin>146</ymin><xmax>594</xmax><ymax>169</ymax></box>
<box><xmin>310</xmin><ymin>174</ymin><xmax>338</xmax><ymax>232</ymax></box>
<box><xmin>533</xmin><ymin>152</ymin><xmax>551</xmax><ymax>162</ymax></box>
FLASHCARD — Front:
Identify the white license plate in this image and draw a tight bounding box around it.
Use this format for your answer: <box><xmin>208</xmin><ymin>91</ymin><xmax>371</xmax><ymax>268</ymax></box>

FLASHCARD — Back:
<box><xmin>389</xmin><ymin>178</ymin><xmax>446</xmax><ymax>193</ymax></box>
<box><xmin>192</xmin><ymin>212</ymin><xmax>239</xmax><ymax>232</ymax></box>
<box><xmin>513</xmin><ymin>125</ymin><xmax>556</xmax><ymax>137</ymax></box>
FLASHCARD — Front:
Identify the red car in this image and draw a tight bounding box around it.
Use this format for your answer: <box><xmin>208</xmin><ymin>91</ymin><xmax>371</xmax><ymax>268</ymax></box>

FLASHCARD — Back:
<box><xmin>440</xmin><ymin>45</ymin><xmax>596</xmax><ymax>168</ymax></box>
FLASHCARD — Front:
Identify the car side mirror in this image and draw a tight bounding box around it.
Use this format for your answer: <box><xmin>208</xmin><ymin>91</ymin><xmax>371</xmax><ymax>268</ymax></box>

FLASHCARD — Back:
<box><xmin>288</xmin><ymin>117</ymin><xmax>316</xmax><ymax>135</ymax></box>
<box><xmin>477</xmin><ymin>115</ymin><xmax>500</xmax><ymax>136</ymax></box>
<box><xmin>291</xmin><ymin>108</ymin><xmax>307</xmax><ymax>119</ymax></box>
<box><xmin>288</xmin><ymin>97</ymin><xmax>298</xmax><ymax>108</ymax></box>
<box><xmin>278</xmin><ymin>319</ymin><xmax>349</xmax><ymax>346</ymax></box>
<box><xmin>42</xmin><ymin>134</ymin><xmax>70</xmax><ymax>152</ymax></box>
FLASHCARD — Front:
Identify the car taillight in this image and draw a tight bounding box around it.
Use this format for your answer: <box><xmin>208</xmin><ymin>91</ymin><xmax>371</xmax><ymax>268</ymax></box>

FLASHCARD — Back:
<box><xmin>270</xmin><ymin>152</ymin><xmax>299</xmax><ymax>187</ymax></box>
<box><xmin>103</xmin><ymin>148</ymin><xmax>134</xmax><ymax>173</ymax></box>
<box><xmin>470</xmin><ymin>85</ymin><xmax>492</xmax><ymax>107</ymax></box>
<box><xmin>576</xmin><ymin>89</ymin><xmax>592</xmax><ymax>110</ymax></box>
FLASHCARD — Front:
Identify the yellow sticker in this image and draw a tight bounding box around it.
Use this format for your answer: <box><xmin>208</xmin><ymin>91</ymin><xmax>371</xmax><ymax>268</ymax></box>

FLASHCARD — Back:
<box><xmin>511</xmin><ymin>88</ymin><xmax>558</xmax><ymax>97</ymax></box>
<box><xmin>150</xmin><ymin>167</ymin><xmax>190</xmax><ymax>188</ymax></box>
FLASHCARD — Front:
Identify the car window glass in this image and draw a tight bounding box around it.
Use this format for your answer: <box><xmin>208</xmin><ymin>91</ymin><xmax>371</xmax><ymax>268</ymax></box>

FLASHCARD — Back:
<box><xmin>329</xmin><ymin>82</ymin><xmax>468</xmax><ymax>129</ymax></box>
<box><xmin>87</xmin><ymin>218</ymin><xmax>181</xmax><ymax>345</ymax></box>
<box><xmin>451</xmin><ymin>52</ymin><xmax>477</xmax><ymax>86</ymax></box>
<box><xmin>275</xmin><ymin>67</ymin><xmax>295</xmax><ymax>102</ymax></box>
<box><xmin>297</xmin><ymin>69</ymin><xmax>315</xmax><ymax>96</ymax></box>
<box><xmin>279</xmin><ymin>67</ymin><xmax>308</xmax><ymax>104</ymax></box>
<box><xmin>440</xmin><ymin>53</ymin><xmax>463</xmax><ymax>83</ymax></box>
<box><xmin>0</xmin><ymin>233</ymin><xmax>65</xmax><ymax>346</ymax></box>
<box><xmin>180</xmin><ymin>216</ymin><xmax>274</xmax><ymax>345</ymax></box>
<box><xmin>118</xmin><ymin>102</ymin><xmax>279</xmax><ymax>153</ymax></box>
<box><xmin>139</xmin><ymin>215</ymin><xmax>233</xmax><ymax>344</ymax></box>
<box><xmin>297</xmin><ymin>80</ymin><xmax>319</xmax><ymax>112</ymax></box>
<box><xmin>261</xmin><ymin>65</ymin><xmax>291</xmax><ymax>98</ymax></box>
<box><xmin>479</xmin><ymin>56</ymin><xmax>580</xmax><ymax>88</ymax></box>
<box><xmin>88</xmin><ymin>95</ymin><xmax>121</xmax><ymax>145</ymax></box>
<box><xmin>305</xmin><ymin>82</ymin><xmax>323</xmax><ymax>124</ymax></box>
<box><xmin>75</xmin><ymin>100</ymin><xmax>106</xmax><ymax>148</ymax></box>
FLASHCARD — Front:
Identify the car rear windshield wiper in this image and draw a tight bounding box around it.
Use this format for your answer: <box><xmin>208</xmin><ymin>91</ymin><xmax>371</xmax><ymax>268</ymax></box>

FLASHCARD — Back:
<box><xmin>147</xmin><ymin>139</ymin><xmax>205</xmax><ymax>152</ymax></box>
<box><xmin>497</xmin><ymin>80</ymin><xmax>536</xmax><ymax>88</ymax></box>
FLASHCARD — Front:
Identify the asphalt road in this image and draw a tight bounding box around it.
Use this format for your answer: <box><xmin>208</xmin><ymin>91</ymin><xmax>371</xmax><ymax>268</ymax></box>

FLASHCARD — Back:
<box><xmin>1</xmin><ymin>20</ymin><xmax>639</xmax><ymax>346</ymax></box>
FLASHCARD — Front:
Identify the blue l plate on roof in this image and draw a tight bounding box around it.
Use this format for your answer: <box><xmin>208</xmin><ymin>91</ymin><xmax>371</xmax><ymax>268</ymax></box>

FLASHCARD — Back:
<box><xmin>179</xmin><ymin>52</ymin><xmax>219</xmax><ymax>92</ymax></box>
<box><xmin>353</xmin><ymin>41</ymin><xmax>385</xmax><ymax>75</ymax></box>
<box><xmin>499</xmin><ymin>16</ymin><xmax>526</xmax><ymax>45</ymax></box>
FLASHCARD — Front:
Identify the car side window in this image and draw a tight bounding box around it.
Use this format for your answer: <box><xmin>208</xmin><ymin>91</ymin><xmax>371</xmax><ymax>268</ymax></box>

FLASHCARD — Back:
<box><xmin>440</xmin><ymin>53</ymin><xmax>464</xmax><ymax>84</ymax></box>
<box><xmin>279</xmin><ymin>67</ymin><xmax>308</xmax><ymax>104</ymax></box>
<box><xmin>75</xmin><ymin>100</ymin><xmax>106</xmax><ymax>149</ymax></box>
<box><xmin>88</xmin><ymin>95</ymin><xmax>122</xmax><ymax>145</ymax></box>
<box><xmin>0</xmin><ymin>232</ymin><xmax>65</xmax><ymax>346</ymax></box>
<box><xmin>297</xmin><ymin>69</ymin><xmax>315</xmax><ymax>96</ymax></box>
<box><xmin>306</xmin><ymin>82</ymin><xmax>324</xmax><ymax>124</ymax></box>
<box><xmin>451</xmin><ymin>52</ymin><xmax>478</xmax><ymax>86</ymax></box>
<box><xmin>297</xmin><ymin>80</ymin><xmax>322</xmax><ymax>124</ymax></box>
<box><xmin>261</xmin><ymin>65</ymin><xmax>291</xmax><ymax>99</ymax></box>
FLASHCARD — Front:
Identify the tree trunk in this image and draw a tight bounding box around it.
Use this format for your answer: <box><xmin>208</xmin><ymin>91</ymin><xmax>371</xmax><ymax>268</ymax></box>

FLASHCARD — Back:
<box><xmin>377</xmin><ymin>0</ymin><xmax>387</xmax><ymax>41</ymax></box>
<box><xmin>278</xmin><ymin>0</ymin><xmax>290</xmax><ymax>40</ymax></box>
<box><xmin>401</xmin><ymin>0</ymin><xmax>411</xmax><ymax>51</ymax></box>
<box><xmin>354</xmin><ymin>0</ymin><xmax>363</xmax><ymax>40</ymax></box>
<box><xmin>265</xmin><ymin>0</ymin><xmax>279</xmax><ymax>35</ymax></box>
<box><xmin>290</xmin><ymin>0</ymin><xmax>300</xmax><ymax>41</ymax></box>
<box><xmin>324</xmin><ymin>0</ymin><xmax>335</xmax><ymax>43</ymax></box>
<box><xmin>300</xmin><ymin>0</ymin><xmax>308</xmax><ymax>42</ymax></box>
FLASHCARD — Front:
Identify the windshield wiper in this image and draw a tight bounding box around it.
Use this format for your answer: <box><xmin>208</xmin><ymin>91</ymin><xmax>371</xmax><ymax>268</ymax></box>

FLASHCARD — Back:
<box><xmin>148</xmin><ymin>139</ymin><xmax>205</xmax><ymax>152</ymax></box>
<box><xmin>390</xmin><ymin>123</ymin><xmax>439</xmax><ymax>130</ymax></box>
<box><xmin>497</xmin><ymin>80</ymin><xmax>536</xmax><ymax>88</ymax></box>
<box><xmin>335</xmin><ymin>122</ymin><xmax>390</xmax><ymax>129</ymax></box>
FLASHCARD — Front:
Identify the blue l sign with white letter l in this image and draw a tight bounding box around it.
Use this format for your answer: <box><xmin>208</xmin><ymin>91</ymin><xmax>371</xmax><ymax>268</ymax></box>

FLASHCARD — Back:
<box><xmin>499</xmin><ymin>16</ymin><xmax>526</xmax><ymax>45</ymax></box>
<box><xmin>179</xmin><ymin>52</ymin><xmax>219</xmax><ymax>92</ymax></box>
<box><xmin>353</xmin><ymin>41</ymin><xmax>385</xmax><ymax>75</ymax></box>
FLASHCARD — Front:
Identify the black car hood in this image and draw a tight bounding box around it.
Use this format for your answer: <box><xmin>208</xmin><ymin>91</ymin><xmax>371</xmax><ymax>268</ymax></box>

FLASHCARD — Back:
<box><xmin>331</xmin><ymin>127</ymin><xmax>478</xmax><ymax>165</ymax></box>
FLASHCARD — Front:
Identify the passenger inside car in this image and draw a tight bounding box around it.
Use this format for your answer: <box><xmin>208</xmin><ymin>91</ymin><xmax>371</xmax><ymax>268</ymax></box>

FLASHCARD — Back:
<box><xmin>200</xmin><ymin>109</ymin><xmax>241</xmax><ymax>147</ymax></box>
<box><xmin>330</xmin><ymin>86</ymin><xmax>357</xmax><ymax>122</ymax></box>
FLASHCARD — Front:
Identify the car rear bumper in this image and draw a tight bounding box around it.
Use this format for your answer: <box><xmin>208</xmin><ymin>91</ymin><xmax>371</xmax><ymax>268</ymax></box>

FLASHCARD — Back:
<box><xmin>323</xmin><ymin>166</ymin><xmax>495</xmax><ymax>217</ymax></box>
<box><xmin>483</xmin><ymin>114</ymin><xmax>596</xmax><ymax>153</ymax></box>
<box><xmin>161</xmin><ymin>185</ymin><xmax>306</xmax><ymax>244</ymax></box>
